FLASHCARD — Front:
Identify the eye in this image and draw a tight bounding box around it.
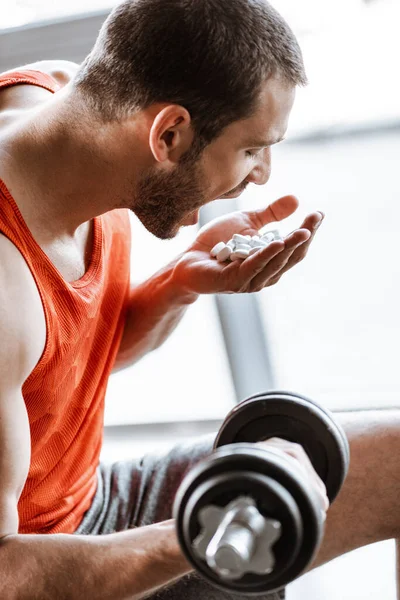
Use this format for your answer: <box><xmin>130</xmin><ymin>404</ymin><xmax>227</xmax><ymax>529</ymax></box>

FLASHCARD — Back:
<box><xmin>245</xmin><ymin>150</ymin><xmax>260</xmax><ymax>158</ymax></box>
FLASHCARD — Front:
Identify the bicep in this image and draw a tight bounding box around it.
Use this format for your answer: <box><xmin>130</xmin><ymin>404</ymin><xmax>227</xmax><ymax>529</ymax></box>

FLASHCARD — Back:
<box><xmin>0</xmin><ymin>235</ymin><xmax>46</xmax><ymax>537</ymax></box>
<box><xmin>0</xmin><ymin>390</ymin><xmax>31</xmax><ymax>537</ymax></box>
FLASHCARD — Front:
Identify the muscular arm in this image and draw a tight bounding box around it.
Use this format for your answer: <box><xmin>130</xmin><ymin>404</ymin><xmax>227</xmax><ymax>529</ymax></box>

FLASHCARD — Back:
<box><xmin>0</xmin><ymin>235</ymin><xmax>192</xmax><ymax>600</ymax></box>
<box><xmin>113</xmin><ymin>254</ymin><xmax>199</xmax><ymax>371</ymax></box>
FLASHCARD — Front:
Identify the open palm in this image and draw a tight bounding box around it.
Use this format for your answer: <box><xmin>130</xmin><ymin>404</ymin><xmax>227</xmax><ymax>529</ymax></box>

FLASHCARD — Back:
<box><xmin>173</xmin><ymin>195</ymin><xmax>324</xmax><ymax>295</ymax></box>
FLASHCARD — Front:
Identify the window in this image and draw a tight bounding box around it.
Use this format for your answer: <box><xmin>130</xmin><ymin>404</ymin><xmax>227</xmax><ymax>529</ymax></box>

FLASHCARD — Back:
<box><xmin>242</xmin><ymin>128</ymin><xmax>400</xmax><ymax>411</ymax></box>
<box><xmin>238</xmin><ymin>0</ymin><xmax>400</xmax><ymax>410</ymax></box>
<box><xmin>288</xmin><ymin>0</ymin><xmax>400</xmax><ymax>136</ymax></box>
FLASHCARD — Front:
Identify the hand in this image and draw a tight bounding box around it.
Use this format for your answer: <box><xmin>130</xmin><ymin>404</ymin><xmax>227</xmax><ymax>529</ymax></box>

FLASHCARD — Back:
<box><xmin>173</xmin><ymin>195</ymin><xmax>324</xmax><ymax>295</ymax></box>
<box><xmin>256</xmin><ymin>437</ymin><xmax>330</xmax><ymax>517</ymax></box>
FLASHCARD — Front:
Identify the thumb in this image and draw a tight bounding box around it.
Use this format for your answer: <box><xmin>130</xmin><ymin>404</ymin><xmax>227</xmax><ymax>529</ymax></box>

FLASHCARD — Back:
<box><xmin>251</xmin><ymin>195</ymin><xmax>299</xmax><ymax>227</ymax></box>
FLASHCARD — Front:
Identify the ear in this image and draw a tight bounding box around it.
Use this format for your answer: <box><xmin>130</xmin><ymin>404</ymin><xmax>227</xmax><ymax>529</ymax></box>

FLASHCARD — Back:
<box><xmin>149</xmin><ymin>105</ymin><xmax>193</xmax><ymax>163</ymax></box>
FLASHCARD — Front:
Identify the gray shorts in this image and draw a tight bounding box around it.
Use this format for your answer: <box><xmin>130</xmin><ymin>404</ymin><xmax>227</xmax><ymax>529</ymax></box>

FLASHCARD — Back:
<box><xmin>74</xmin><ymin>434</ymin><xmax>285</xmax><ymax>600</ymax></box>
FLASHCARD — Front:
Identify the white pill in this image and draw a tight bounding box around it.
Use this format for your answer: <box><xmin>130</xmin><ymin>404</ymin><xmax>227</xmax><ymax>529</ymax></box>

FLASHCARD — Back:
<box><xmin>269</xmin><ymin>229</ymin><xmax>281</xmax><ymax>239</ymax></box>
<box><xmin>252</xmin><ymin>239</ymin><xmax>269</xmax><ymax>248</ymax></box>
<box><xmin>245</xmin><ymin>235</ymin><xmax>251</xmax><ymax>240</ymax></box>
<box><xmin>231</xmin><ymin>249</ymin><xmax>249</xmax><ymax>260</ymax></box>
<box><xmin>227</xmin><ymin>240</ymin><xmax>236</xmax><ymax>250</ymax></box>
<box><xmin>261</xmin><ymin>232</ymin><xmax>275</xmax><ymax>242</ymax></box>
<box><xmin>210</xmin><ymin>241</ymin><xmax>227</xmax><ymax>257</ymax></box>
<box><xmin>261</xmin><ymin>229</ymin><xmax>284</xmax><ymax>242</ymax></box>
<box><xmin>233</xmin><ymin>233</ymin><xmax>250</xmax><ymax>245</ymax></box>
<box><xmin>235</xmin><ymin>243</ymin><xmax>251</xmax><ymax>251</ymax></box>
<box><xmin>249</xmin><ymin>236</ymin><xmax>261</xmax><ymax>247</ymax></box>
<box><xmin>249</xmin><ymin>247</ymin><xmax>261</xmax><ymax>256</ymax></box>
<box><xmin>216</xmin><ymin>245</ymin><xmax>232</xmax><ymax>262</ymax></box>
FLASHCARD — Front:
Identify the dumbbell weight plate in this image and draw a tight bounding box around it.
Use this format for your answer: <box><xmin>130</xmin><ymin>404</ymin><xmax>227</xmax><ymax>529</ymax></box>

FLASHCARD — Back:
<box><xmin>214</xmin><ymin>390</ymin><xmax>350</xmax><ymax>503</ymax></box>
<box><xmin>174</xmin><ymin>444</ymin><xmax>324</xmax><ymax>594</ymax></box>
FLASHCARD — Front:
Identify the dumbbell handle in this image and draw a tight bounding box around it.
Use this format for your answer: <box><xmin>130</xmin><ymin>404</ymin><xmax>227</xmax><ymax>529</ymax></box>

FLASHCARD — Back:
<box><xmin>206</xmin><ymin>503</ymin><xmax>264</xmax><ymax>577</ymax></box>
<box><xmin>194</xmin><ymin>496</ymin><xmax>282</xmax><ymax>580</ymax></box>
<box><xmin>211</xmin><ymin>521</ymin><xmax>256</xmax><ymax>571</ymax></box>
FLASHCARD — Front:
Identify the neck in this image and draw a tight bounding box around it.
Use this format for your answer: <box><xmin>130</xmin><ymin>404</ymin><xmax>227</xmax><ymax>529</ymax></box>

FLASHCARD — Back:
<box><xmin>0</xmin><ymin>85</ymin><xmax>142</xmax><ymax>237</ymax></box>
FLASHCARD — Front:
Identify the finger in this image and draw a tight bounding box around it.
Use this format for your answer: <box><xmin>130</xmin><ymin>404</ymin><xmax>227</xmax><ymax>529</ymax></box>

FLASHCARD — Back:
<box><xmin>291</xmin><ymin>211</ymin><xmax>324</xmax><ymax>250</ymax></box>
<box><xmin>287</xmin><ymin>447</ymin><xmax>329</xmax><ymax>511</ymax></box>
<box><xmin>250</xmin><ymin>214</ymin><xmax>323</xmax><ymax>288</ymax></box>
<box><xmin>248</xmin><ymin>195</ymin><xmax>299</xmax><ymax>230</ymax></box>
<box><xmin>283</xmin><ymin>211</ymin><xmax>324</xmax><ymax>244</ymax></box>
<box><xmin>288</xmin><ymin>446</ymin><xmax>329</xmax><ymax>507</ymax></box>
<box><xmin>263</xmin><ymin>439</ymin><xmax>329</xmax><ymax>510</ymax></box>
<box><xmin>261</xmin><ymin>439</ymin><xmax>327</xmax><ymax>494</ymax></box>
<box><xmin>238</xmin><ymin>239</ymin><xmax>286</xmax><ymax>281</ymax></box>
<box><xmin>261</xmin><ymin>440</ymin><xmax>320</xmax><ymax>491</ymax></box>
<box><xmin>247</xmin><ymin>230</ymin><xmax>310</xmax><ymax>290</ymax></box>
<box><xmin>287</xmin><ymin>211</ymin><xmax>324</xmax><ymax>236</ymax></box>
<box><xmin>278</xmin><ymin>211</ymin><xmax>324</xmax><ymax>277</ymax></box>
<box><xmin>238</xmin><ymin>228</ymin><xmax>309</xmax><ymax>283</ymax></box>
<box><xmin>266</xmin><ymin>273</ymin><xmax>281</xmax><ymax>287</ymax></box>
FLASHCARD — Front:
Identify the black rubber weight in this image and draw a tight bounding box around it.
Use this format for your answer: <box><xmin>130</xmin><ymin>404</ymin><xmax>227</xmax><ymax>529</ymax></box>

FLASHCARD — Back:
<box><xmin>173</xmin><ymin>444</ymin><xmax>323</xmax><ymax>594</ymax></box>
<box><xmin>214</xmin><ymin>390</ymin><xmax>350</xmax><ymax>503</ymax></box>
<box><xmin>239</xmin><ymin>390</ymin><xmax>350</xmax><ymax>469</ymax></box>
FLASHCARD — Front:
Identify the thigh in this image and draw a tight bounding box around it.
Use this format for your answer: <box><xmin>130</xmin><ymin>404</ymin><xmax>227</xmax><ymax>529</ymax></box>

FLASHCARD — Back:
<box><xmin>133</xmin><ymin>434</ymin><xmax>216</xmax><ymax>527</ymax></box>
<box><xmin>76</xmin><ymin>433</ymin><xmax>286</xmax><ymax>599</ymax></box>
<box><xmin>307</xmin><ymin>408</ymin><xmax>400</xmax><ymax>572</ymax></box>
<box><xmin>75</xmin><ymin>433</ymin><xmax>215</xmax><ymax>535</ymax></box>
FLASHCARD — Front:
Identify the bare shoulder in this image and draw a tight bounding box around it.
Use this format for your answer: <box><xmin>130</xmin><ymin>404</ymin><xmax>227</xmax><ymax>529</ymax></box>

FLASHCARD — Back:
<box><xmin>1</xmin><ymin>59</ymin><xmax>80</xmax><ymax>88</ymax></box>
<box><xmin>47</xmin><ymin>59</ymin><xmax>81</xmax><ymax>87</ymax></box>
<box><xmin>0</xmin><ymin>233</ymin><xmax>46</xmax><ymax>385</ymax></box>
<box><xmin>0</xmin><ymin>60</ymin><xmax>80</xmax><ymax>121</ymax></box>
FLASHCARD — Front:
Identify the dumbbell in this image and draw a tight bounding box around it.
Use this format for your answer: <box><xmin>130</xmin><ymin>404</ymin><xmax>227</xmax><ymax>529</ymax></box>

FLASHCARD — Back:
<box><xmin>173</xmin><ymin>390</ymin><xmax>350</xmax><ymax>595</ymax></box>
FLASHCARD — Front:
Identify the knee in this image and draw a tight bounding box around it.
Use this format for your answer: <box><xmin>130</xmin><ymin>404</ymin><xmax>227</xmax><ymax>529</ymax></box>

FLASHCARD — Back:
<box><xmin>335</xmin><ymin>409</ymin><xmax>400</xmax><ymax>539</ymax></box>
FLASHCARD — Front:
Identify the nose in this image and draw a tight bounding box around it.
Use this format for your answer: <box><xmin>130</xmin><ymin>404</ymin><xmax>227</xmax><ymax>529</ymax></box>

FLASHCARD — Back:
<box><xmin>247</xmin><ymin>147</ymin><xmax>271</xmax><ymax>186</ymax></box>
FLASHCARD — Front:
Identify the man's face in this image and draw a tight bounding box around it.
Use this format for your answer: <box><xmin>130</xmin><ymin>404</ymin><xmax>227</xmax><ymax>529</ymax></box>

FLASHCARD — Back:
<box><xmin>132</xmin><ymin>75</ymin><xmax>295</xmax><ymax>240</ymax></box>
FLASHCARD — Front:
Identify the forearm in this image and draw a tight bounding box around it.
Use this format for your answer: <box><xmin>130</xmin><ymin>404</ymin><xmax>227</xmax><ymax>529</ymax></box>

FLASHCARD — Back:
<box><xmin>114</xmin><ymin>255</ymin><xmax>198</xmax><ymax>371</ymax></box>
<box><xmin>0</xmin><ymin>520</ymin><xmax>192</xmax><ymax>600</ymax></box>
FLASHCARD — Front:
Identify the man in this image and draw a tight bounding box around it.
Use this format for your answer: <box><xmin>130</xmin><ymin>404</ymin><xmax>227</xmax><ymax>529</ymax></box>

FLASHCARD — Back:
<box><xmin>0</xmin><ymin>1</ymin><xmax>399</xmax><ymax>599</ymax></box>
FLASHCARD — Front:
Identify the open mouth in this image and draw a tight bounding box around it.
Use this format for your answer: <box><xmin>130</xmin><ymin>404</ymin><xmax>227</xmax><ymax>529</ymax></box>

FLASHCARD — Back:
<box><xmin>220</xmin><ymin>188</ymin><xmax>246</xmax><ymax>199</ymax></box>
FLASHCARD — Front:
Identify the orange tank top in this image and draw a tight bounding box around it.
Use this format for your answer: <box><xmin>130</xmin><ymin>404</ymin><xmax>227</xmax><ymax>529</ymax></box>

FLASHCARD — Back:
<box><xmin>0</xmin><ymin>70</ymin><xmax>132</xmax><ymax>534</ymax></box>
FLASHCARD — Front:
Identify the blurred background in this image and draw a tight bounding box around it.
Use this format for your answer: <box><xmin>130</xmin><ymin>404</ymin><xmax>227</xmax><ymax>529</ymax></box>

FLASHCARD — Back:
<box><xmin>1</xmin><ymin>0</ymin><xmax>399</xmax><ymax>597</ymax></box>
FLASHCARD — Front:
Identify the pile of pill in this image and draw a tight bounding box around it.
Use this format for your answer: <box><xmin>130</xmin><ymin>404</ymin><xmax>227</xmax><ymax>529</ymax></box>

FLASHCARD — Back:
<box><xmin>210</xmin><ymin>230</ymin><xmax>284</xmax><ymax>263</ymax></box>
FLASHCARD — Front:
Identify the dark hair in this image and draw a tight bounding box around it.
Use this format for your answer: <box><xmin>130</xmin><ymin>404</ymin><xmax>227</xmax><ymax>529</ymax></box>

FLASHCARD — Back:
<box><xmin>74</xmin><ymin>0</ymin><xmax>307</xmax><ymax>147</ymax></box>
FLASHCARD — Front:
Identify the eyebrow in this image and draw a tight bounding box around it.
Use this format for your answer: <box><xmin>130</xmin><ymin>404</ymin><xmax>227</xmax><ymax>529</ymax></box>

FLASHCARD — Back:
<box><xmin>244</xmin><ymin>135</ymin><xmax>286</xmax><ymax>148</ymax></box>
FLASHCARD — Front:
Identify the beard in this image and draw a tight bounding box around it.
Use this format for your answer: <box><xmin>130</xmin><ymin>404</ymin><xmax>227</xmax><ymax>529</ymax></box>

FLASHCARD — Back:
<box><xmin>129</xmin><ymin>149</ymin><xmax>207</xmax><ymax>240</ymax></box>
